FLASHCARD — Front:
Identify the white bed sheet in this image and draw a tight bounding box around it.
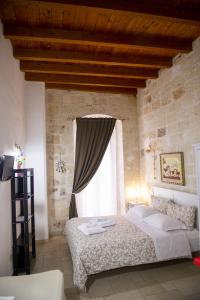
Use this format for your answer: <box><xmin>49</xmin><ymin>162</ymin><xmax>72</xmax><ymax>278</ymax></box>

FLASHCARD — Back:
<box><xmin>125</xmin><ymin>214</ymin><xmax>192</xmax><ymax>261</ymax></box>
<box><xmin>185</xmin><ymin>229</ymin><xmax>200</xmax><ymax>252</ymax></box>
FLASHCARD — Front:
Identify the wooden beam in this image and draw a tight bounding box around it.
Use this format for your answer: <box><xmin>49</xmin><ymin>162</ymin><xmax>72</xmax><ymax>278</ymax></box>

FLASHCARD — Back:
<box><xmin>5</xmin><ymin>25</ymin><xmax>192</xmax><ymax>53</ymax></box>
<box><xmin>45</xmin><ymin>83</ymin><xmax>137</xmax><ymax>94</ymax></box>
<box><xmin>33</xmin><ymin>0</ymin><xmax>200</xmax><ymax>25</ymax></box>
<box><xmin>25</xmin><ymin>73</ymin><xmax>146</xmax><ymax>88</ymax></box>
<box><xmin>2</xmin><ymin>1</ymin><xmax>200</xmax><ymax>26</ymax></box>
<box><xmin>14</xmin><ymin>49</ymin><xmax>172</xmax><ymax>69</ymax></box>
<box><xmin>20</xmin><ymin>61</ymin><xmax>158</xmax><ymax>79</ymax></box>
<box><xmin>31</xmin><ymin>0</ymin><xmax>200</xmax><ymax>26</ymax></box>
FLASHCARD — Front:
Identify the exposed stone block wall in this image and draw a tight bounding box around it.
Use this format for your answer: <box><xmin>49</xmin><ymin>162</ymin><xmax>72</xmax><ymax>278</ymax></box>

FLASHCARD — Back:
<box><xmin>46</xmin><ymin>90</ymin><xmax>139</xmax><ymax>234</ymax></box>
<box><xmin>137</xmin><ymin>37</ymin><xmax>200</xmax><ymax>194</ymax></box>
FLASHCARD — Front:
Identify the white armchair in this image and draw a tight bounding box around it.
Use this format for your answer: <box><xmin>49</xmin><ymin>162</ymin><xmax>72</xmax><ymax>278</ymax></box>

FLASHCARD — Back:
<box><xmin>0</xmin><ymin>270</ymin><xmax>66</xmax><ymax>300</ymax></box>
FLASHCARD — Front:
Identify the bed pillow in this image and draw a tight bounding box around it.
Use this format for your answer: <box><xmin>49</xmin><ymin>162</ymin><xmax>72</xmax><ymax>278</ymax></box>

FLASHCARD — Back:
<box><xmin>128</xmin><ymin>205</ymin><xmax>158</xmax><ymax>220</ymax></box>
<box><xmin>166</xmin><ymin>202</ymin><xmax>196</xmax><ymax>230</ymax></box>
<box><xmin>143</xmin><ymin>213</ymin><xmax>187</xmax><ymax>231</ymax></box>
<box><xmin>150</xmin><ymin>196</ymin><xmax>172</xmax><ymax>214</ymax></box>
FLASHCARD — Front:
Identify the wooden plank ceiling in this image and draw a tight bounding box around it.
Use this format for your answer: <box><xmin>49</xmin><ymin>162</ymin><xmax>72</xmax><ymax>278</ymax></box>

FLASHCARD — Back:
<box><xmin>1</xmin><ymin>0</ymin><xmax>200</xmax><ymax>94</ymax></box>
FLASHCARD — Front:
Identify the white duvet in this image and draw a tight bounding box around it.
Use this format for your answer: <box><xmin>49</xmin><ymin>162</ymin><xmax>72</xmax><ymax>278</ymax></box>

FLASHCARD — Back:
<box><xmin>125</xmin><ymin>214</ymin><xmax>192</xmax><ymax>261</ymax></box>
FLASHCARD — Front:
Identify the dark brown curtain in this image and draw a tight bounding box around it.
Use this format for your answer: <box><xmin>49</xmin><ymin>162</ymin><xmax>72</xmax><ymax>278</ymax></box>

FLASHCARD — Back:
<box><xmin>69</xmin><ymin>118</ymin><xmax>116</xmax><ymax>219</ymax></box>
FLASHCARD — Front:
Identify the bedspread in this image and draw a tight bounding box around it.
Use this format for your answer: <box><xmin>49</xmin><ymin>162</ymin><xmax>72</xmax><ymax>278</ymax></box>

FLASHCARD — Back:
<box><xmin>65</xmin><ymin>216</ymin><xmax>157</xmax><ymax>290</ymax></box>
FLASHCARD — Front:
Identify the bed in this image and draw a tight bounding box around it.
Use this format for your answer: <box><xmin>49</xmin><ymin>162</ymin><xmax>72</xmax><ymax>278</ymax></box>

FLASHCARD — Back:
<box><xmin>65</xmin><ymin>187</ymin><xmax>199</xmax><ymax>290</ymax></box>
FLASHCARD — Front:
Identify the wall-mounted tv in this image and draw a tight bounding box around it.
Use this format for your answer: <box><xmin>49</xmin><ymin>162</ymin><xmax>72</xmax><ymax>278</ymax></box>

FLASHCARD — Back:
<box><xmin>0</xmin><ymin>155</ymin><xmax>15</xmax><ymax>181</ymax></box>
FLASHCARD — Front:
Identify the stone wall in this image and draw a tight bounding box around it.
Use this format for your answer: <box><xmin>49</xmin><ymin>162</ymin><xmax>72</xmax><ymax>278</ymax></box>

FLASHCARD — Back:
<box><xmin>46</xmin><ymin>37</ymin><xmax>200</xmax><ymax>234</ymax></box>
<box><xmin>137</xmin><ymin>37</ymin><xmax>200</xmax><ymax>194</ymax></box>
<box><xmin>46</xmin><ymin>90</ymin><xmax>139</xmax><ymax>234</ymax></box>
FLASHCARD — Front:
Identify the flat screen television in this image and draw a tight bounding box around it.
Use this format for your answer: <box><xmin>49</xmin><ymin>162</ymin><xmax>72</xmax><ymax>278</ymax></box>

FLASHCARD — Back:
<box><xmin>0</xmin><ymin>155</ymin><xmax>15</xmax><ymax>181</ymax></box>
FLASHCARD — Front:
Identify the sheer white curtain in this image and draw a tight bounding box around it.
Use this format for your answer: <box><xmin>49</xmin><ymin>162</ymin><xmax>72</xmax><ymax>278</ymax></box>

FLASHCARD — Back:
<box><xmin>75</xmin><ymin>117</ymin><xmax>125</xmax><ymax>217</ymax></box>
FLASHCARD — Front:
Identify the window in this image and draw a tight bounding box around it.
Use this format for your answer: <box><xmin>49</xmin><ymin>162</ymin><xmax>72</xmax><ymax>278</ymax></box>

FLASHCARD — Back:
<box><xmin>75</xmin><ymin>115</ymin><xmax>125</xmax><ymax>217</ymax></box>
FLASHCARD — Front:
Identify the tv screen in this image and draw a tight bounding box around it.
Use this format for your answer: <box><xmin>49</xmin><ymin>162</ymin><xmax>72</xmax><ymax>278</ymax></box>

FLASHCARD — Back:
<box><xmin>0</xmin><ymin>155</ymin><xmax>15</xmax><ymax>181</ymax></box>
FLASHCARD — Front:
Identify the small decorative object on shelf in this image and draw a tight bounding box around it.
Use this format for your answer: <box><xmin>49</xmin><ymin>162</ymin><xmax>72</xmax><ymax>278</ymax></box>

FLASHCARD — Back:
<box><xmin>56</xmin><ymin>152</ymin><xmax>66</xmax><ymax>173</ymax></box>
<box><xmin>14</xmin><ymin>143</ymin><xmax>26</xmax><ymax>169</ymax></box>
<box><xmin>11</xmin><ymin>168</ymin><xmax>36</xmax><ymax>275</ymax></box>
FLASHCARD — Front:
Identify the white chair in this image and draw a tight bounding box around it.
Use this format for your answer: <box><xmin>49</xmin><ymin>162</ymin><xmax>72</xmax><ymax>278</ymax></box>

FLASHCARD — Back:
<box><xmin>0</xmin><ymin>270</ymin><xmax>66</xmax><ymax>300</ymax></box>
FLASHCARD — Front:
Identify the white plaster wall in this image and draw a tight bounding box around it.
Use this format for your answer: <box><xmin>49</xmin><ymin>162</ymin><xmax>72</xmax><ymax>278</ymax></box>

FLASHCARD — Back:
<box><xmin>25</xmin><ymin>81</ymin><xmax>49</xmax><ymax>240</ymax></box>
<box><xmin>0</xmin><ymin>21</ymin><xmax>25</xmax><ymax>275</ymax></box>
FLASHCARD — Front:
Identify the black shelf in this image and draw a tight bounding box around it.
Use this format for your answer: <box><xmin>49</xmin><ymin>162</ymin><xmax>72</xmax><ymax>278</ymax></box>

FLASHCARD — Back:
<box><xmin>16</xmin><ymin>214</ymin><xmax>33</xmax><ymax>223</ymax></box>
<box><xmin>17</xmin><ymin>233</ymin><xmax>35</xmax><ymax>247</ymax></box>
<box><xmin>11</xmin><ymin>168</ymin><xmax>36</xmax><ymax>275</ymax></box>
<box><xmin>14</xmin><ymin>193</ymin><xmax>34</xmax><ymax>201</ymax></box>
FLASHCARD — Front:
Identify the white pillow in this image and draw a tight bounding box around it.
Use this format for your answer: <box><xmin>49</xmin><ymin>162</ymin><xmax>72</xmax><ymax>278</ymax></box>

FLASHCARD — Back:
<box><xmin>150</xmin><ymin>196</ymin><xmax>173</xmax><ymax>214</ymax></box>
<box><xmin>143</xmin><ymin>213</ymin><xmax>187</xmax><ymax>231</ymax></box>
<box><xmin>128</xmin><ymin>205</ymin><xmax>158</xmax><ymax>220</ymax></box>
<box><xmin>166</xmin><ymin>202</ymin><xmax>196</xmax><ymax>230</ymax></box>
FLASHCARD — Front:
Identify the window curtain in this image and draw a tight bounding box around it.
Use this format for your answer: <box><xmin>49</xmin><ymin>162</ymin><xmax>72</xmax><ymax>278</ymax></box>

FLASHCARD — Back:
<box><xmin>76</xmin><ymin>120</ymin><xmax>125</xmax><ymax>217</ymax></box>
<box><xmin>69</xmin><ymin>118</ymin><xmax>116</xmax><ymax>219</ymax></box>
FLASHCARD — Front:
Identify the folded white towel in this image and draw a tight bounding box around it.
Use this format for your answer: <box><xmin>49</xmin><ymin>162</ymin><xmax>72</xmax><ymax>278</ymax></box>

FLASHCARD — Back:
<box><xmin>90</xmin><ymin>218</ymin><xmax>107</xmax><ymax>223</ymax></box>
<box><xmin>89</xmin><ymin>218</ymin><xmax>116</xmax><ymax>227</ymax></box>
<box><xmin>81</xmin><ymin>223</ymin><xmax>97</xmax><ymax>229</ymax></box>
<box><xmin>99</xmin><ymin>220</ymin><xmax>116</xmax><ymax>227</ymax></box>
<box><xmin>78</xmin><ymin>224</ymin><xmax>106</xmax><ymax>235</ymax></box>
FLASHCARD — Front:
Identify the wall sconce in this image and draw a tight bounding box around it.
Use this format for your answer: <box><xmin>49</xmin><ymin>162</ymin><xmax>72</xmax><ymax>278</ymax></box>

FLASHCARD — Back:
<box><xmin>56</xmin><ymin>153</ymin><xmax>66</xmax><ymax>173</ymax></box>
<box><xmin>145</xmin><ymin>140</ymin><xmax>157</xmax><ymax>180</ymax></box>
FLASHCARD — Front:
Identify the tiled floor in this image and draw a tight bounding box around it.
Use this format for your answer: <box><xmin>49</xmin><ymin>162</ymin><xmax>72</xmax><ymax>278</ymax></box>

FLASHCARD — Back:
<box><xmin>32</xmin><ymin>235</ymin><xmax>200</xmax><ymax>300</ymax></box>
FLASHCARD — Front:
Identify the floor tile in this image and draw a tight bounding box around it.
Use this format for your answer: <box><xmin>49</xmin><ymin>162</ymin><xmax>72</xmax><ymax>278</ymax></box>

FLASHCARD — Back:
<box><xmin>172</xmin><ymin>275</ymin><xmax>200</xmax><ymax>296</ymax></box>
<box><xmin>138</xmin><ymin>283</ymin><xmax>165</xmax><ymax>297</ymax></box>
<box><xmin>185</xmin><ymin>294</ymin><xmax>200</xmax><ymax>300</ymax></box>
<box><xmin>66</xmin><ymin>294</ymin><xmax>81</xmax><ymax>300</ymax></box>
<box><xmin>135</xmin><ymin>278</ymin><xmax>160</xmax><ymax>289</ymax></box>
<box><xmin>105</xmin><ymin>289</ymin><xmax>145</xmax><ymax>300</ymax></box>
<box><xmin>64</xmin><ymin>273</ymin><xmax>75</xmax><ymax>289</ymax></box>
<box><xmin>108</xmin><ymin>272</ymin><xmax>137</xmax><ymax>293</ymax></box>
<box><xmin>160</xmin><ymin>280</ymin><xmax>177</xmax><ymax>291</ymax></box>
<box><xmin>144</xmin><ymin>289</ymin><xmax>187</xmax><ymax>300</ymax></box>
<box><xmin>88</xmin><ymin>277</ymin><xmax>113</xmax><ymax>298</ymax></box>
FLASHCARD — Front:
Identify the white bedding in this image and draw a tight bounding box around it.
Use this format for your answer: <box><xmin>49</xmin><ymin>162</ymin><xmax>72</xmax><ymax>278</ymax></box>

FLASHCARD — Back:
<box><xmin>66</xmin><ymin>215</ymin><xmax>194</xmax><ymax>289</ymax></box>
<box><xmin>125</xmin><ymin>214</ymin><xmax>192</xmax><ymax>261</ymax></box>
<box><xmin>186</xmin><ymin>229</ymin><xmax>200</xmax><ymax>252</ymax></box>
<box><xmin>66</xmin><ymin>216</ymin><xmax>158</xmax><ymax>290</ymax></box>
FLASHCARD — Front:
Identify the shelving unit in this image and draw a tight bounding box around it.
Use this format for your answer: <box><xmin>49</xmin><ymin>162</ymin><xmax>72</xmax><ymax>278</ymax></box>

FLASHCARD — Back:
<box><xmin>11</xmin><ymin>168</ymin><xmax>36</xmax><ymax>275</ymax></box>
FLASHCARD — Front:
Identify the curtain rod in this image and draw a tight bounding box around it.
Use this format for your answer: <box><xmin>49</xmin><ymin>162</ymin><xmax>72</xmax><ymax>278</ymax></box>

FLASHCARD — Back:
<box><xmin>66</xmin><ymin>117</ymin><xmax>129</xmax><ymax>121</ymax></box>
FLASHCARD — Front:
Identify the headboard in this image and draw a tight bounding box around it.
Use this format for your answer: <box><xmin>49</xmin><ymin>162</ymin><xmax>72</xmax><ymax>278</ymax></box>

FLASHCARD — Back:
<box><xmin>152</xmin><ymin>186</ymin><xmax>199</xmax><ymax>229</ymax></box>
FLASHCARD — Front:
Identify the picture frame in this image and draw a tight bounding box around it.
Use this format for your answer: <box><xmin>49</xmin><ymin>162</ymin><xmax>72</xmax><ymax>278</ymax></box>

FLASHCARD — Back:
<box><xmin>160</xmin><ymin>152</ymin><xmax>185</xmax><ymax>186</ymax></box>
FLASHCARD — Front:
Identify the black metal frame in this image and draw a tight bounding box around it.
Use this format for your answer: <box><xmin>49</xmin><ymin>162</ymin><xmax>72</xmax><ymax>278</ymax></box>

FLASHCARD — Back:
<box><xmin>11</xmin><ymin>168</ymin><xmax>36</xmax><ymax>275</ymax></box>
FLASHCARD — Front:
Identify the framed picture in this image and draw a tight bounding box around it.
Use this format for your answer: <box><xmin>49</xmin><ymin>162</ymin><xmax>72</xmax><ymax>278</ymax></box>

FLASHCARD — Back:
<box><xmin>160</xmin><ymin>152</ymin><xmax>185</xmax><ymax>186</ymax></box>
